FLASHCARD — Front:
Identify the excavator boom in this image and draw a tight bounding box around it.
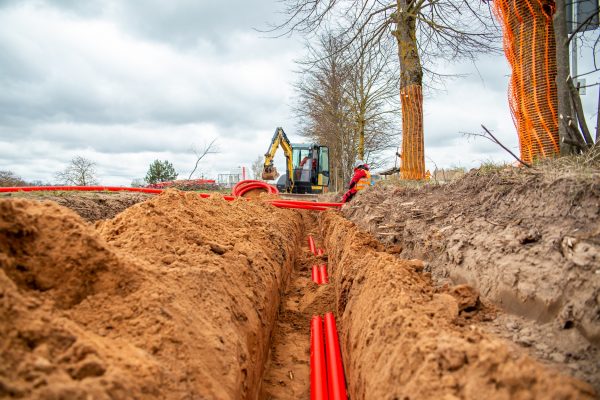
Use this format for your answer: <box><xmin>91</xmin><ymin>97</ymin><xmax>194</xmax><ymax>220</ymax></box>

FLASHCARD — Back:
<box><xmin>262</xmin><ymin>127</ymin><xmax>294</xmax><ymax>184</ymax></box>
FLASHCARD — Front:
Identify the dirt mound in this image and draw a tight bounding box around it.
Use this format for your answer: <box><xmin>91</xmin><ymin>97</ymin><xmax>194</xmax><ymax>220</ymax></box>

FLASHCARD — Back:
<box><xmin>320</xmin><ymin>211</ymin><xmax>596</xmax><ymax>399</ymax></box>
<box><xmin>0</xmin><ymin>192</ymin><xmax>151</xmax><ymax>222</ymax></box>
<box><xmin>0</xmin><ymin>191</ymin><xmax>303</xmax><ymax>399</ymax></box>
<box><xmin>0</xmin><ymin>199</ymin><xmax>137</xmax><ymax>309</ymax></box>
<box><xmin>343</xmin><ymin>167</ymin><xmax>600</xmax><ymax>386</ymax></box>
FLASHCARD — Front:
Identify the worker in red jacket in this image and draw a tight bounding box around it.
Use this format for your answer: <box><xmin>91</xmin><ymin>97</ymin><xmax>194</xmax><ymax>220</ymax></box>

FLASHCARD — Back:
<box><xmin>341</xmin><ymin>160</ymin><xmax>371</xmax><ymax>203</ymax></box>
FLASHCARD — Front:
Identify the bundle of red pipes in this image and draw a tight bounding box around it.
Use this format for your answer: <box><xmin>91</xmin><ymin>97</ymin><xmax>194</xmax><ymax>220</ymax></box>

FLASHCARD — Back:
<box><xmin>310</xmin><ymin>313</ymin><xmax>348</xmax><ymax>400</ymax></box>
<box><xmin>0</xmin><ymin>185</ymin><xmax>343</xmax><ymax>211</ymax></box>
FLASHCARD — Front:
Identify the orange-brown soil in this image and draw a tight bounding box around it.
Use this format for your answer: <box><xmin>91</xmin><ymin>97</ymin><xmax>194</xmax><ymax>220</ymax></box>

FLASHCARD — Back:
<box><xmin>320</xmin><ymin>211</ymin><xmax>596</xmax><ymax>399</ymax></box>
<box><xmin>1</xmin><ymin>181</ymin><xmax>597</xmax><ymax>399</ymax></box>
<box><xmin>343</xmin><ymin>168</ymin><xmax>600</xmax><ymax>389</ymax></box>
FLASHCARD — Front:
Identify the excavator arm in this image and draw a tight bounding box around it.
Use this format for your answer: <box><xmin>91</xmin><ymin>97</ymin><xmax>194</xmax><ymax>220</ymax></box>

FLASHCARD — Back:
<box><xmin>262</xmin><ymin>127</ymin><xmax>294</xmax><ymax>189</ymax></box>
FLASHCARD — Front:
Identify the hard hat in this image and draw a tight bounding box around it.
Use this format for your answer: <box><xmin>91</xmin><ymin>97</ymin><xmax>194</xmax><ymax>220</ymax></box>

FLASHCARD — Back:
<box><xmin>354</xmin><ymin>160</ymin><xmax>365</xmax><ymax>169</ymax></box>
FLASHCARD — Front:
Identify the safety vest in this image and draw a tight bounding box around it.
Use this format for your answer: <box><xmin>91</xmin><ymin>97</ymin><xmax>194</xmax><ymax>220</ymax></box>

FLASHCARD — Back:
<box><xmin>355</xmin><ymin>170</ymin><xmax>371</xmax><ymax>191</ymax></box>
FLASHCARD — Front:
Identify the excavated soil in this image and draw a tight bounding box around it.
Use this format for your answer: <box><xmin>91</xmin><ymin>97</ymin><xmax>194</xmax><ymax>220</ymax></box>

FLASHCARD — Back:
<box><xmin>0</xmin><ymin>191</ymin><xmax>302</xmax><ymax>399</ymax></box>
<box><xmin>1</xmin><ymin>178</ymin><xmax>598</xmax><ymax>399</ymax></box>
<box><xmin>0</xmin><ymin>192</ymin><xmax>150</xmax><ymax>222</ymax></box>
<box><xmin>320</xmin><ymin>211</ymin><xmax>596</xmax><ymax>399</ymax></box>
<box><xmin>342</xmin><ymin>167</ymin><xmax>600</xmax><ymax>390</ymax></box>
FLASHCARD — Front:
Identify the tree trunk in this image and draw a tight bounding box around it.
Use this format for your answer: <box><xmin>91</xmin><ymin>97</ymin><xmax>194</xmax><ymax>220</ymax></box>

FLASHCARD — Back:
<box><xmin>357</xmin><ymin>117</ymin><xmax>365</xmax><ymax>160</ymax></box>
<box><xmin>394</xmin><ymin>0</ymin><xmax>425</xmax><ymax>180</ymax></box>
<box><xmin>554</xmin><ymin>0</ymin><xmax>577</xmax><ymax>154</ymax></box>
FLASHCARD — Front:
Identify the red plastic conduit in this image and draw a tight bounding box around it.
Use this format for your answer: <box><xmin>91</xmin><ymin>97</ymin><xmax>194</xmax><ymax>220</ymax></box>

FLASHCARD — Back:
<box><xmin>0</xmin><ymin>186</ymin><xmax>164</xmax><ymax>194</ymax></box>
<box><xmin>311</xmin><ymin>265</ymin><xmax>320</xmax><ymax>284</ymax></box>
<box><xmin>323</xmin><ymin>313</ymin><xmax>347</xmax><ymax>400</ymax></box>
<box><xmin>310</xmin><ymin>316</ymin><xmax>329</xmax><ymax>400</ymax></box>
<box><xmin>231</xmin><ymin>180</ymin><xmax>279</xmax><ymax>197</ymax></box>
<box><xmin>308</xmin><ymin>236</ymin><xmax>316</xmax><ymax>255</ymax></box>
<box><xmin>318</xmin><ymin>264</ymin><xmax>329</xmax><ymax>284</ymax></box>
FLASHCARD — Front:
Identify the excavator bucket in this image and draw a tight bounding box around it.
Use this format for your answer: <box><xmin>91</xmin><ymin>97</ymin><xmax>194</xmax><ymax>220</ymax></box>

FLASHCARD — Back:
<box><xmin>262</xmin><ymin>166</ymin><xmax>279</xmax><ymax>181</ymax></box>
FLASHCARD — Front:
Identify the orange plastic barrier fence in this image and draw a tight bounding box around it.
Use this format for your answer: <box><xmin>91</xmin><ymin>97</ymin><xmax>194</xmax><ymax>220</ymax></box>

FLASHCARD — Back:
<box><xmin>400</xmin><ymin>84</ymin><xmax>425</xmax><ymax>180</ymax></box>
<box><xmin>492</xmin><ymin>0</ymin><xmax>560</xmax><ymax>163</ymax></box>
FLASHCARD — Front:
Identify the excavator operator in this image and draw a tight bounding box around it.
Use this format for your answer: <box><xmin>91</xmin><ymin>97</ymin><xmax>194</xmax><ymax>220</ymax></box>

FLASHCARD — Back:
<box><xmin>341</xmin><ymin>160</ymin><xmax>371</xmax><ymax>203</ymax></box>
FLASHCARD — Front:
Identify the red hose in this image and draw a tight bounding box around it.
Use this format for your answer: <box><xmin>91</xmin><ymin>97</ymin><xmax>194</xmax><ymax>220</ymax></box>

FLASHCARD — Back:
<box><xmin>312</xmin><ymin>265</ymin><xmax>320</xmax><ymax>284</ymax></box>
<box><xmin>231</xmin><ymin>180</ymin><xmax>279</xmax><ymax>197</ymax></box>
<box><xmin>323</xmin><ymin>313</ymin><xmax>347</xmax><ymax>400</ymax></box>
<box><xmin>308</xmin><ymin>236</ymin><xmax>316</xmax><ymax>255</ymax></box>
<box><xmin>0</xmin><ymin>186</ymin><xmax>163</xmax><ymax>194</ymax></box>
<box><xmin>318</xmin><ymin>264</ymin><xmax>329</xmax><ymax>284</ymax></box>
<box><xmin>311</xmin><ymin>316</ymin><xmax>329</xmax><ymax>400</ymax></box>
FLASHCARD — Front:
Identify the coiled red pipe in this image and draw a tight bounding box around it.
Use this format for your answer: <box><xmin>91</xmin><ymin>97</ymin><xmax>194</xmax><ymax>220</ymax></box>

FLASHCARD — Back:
<box><xmin>231</xmin><ymin>180</ymin><xmax>279</xmax><ymax>197</ymax></box>
<box><xmin>310</xmin><ymin>316</ymin><xmax>329</xmax><ymax>400</ymax></box>
<box><xmin>323</xmin><ymin>313</ymin><xmax>347</xmax><ymax>400</ymax></box>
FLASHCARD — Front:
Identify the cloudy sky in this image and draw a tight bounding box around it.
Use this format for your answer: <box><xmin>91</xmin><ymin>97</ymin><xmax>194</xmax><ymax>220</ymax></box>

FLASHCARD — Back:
<box><xmin>0</xmin><ymin>1</ymin><xmax>598</xmax><ymax>185</ymax></box>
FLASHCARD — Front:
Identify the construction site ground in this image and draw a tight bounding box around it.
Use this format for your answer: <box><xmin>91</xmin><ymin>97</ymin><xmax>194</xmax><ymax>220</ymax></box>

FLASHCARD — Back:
<box><xmin>1</xmin><ymin>164</ymin><xmax>598</xmax><ymax>399</ymax></box>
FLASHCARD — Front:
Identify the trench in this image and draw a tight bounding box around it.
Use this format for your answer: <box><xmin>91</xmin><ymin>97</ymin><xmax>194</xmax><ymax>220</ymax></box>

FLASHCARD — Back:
<box><xmin>258</xmin><ymin>214</ymin><xmax>334</xmax><ymax>399</ymax></box>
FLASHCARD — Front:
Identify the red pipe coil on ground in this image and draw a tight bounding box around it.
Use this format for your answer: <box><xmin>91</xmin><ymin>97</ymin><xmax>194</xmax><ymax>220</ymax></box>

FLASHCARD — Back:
<box><xmin>310</xmin><ymin>316</ymin><xmax>329</xmax><ymax>400</ymax></box>
<box><xmin>312</xmin><ymin>265</ymin><xmax>320</xmax><ymax>284</ymax></box>
<box><xmin>318</xmin><ymin>264</ymin><xmax>329</xmax><ymax>284</ymax></box>
<box><xmin>323</xmin><ymin>313</ymin><xmax>347</xmax><ymax>400</ymax></box>
<box><xmin>308</xmin><ymin>236</ymin><xmax>316</xmax><ymax>255</ymax></box>
<box><xmin>231</xmin><ymin>180</ymin><xmax>279</xmax><ymax>197</ymax></box>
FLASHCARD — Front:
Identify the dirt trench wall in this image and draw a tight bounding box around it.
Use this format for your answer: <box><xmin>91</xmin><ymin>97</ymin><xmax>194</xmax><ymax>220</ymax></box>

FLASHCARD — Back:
<box><xmin>0</xmin><ymin>192</ymin><xmax>303</xmax><ymax>399</ymax></box>
<box><xmin>343</xmin><ymin>171</ymin><xmax>600</xmax><ymax>348</ymax></box>
<box><xmin>320</xmin><ymin>211</ymin><xmax>596</xmax><ymax>399</ymax></box>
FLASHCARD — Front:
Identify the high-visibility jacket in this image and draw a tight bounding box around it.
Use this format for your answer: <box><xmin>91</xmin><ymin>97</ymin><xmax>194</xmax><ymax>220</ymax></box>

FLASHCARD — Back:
<box><xmin>355</xmin><ymin>170</ymin><xmax>371</xmax><ymax>191</ymax></box>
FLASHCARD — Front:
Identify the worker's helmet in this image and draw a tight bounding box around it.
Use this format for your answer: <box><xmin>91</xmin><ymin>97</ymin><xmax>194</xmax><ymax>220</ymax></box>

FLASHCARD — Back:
<box><xmin>354</xmin><ymin>160</ymin><xmax>366</xmax><ymax>169</ymax></box>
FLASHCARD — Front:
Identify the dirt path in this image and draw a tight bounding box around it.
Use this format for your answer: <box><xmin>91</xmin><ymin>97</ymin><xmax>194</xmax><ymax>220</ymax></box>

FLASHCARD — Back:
<box><xmin>260</xmin><ymin>218</ymin><xmax>334</xmax><ymax>399</ymax></box>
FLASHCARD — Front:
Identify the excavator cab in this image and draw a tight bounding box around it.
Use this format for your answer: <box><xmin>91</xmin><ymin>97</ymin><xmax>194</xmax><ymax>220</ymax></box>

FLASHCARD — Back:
<box><xmin>262</xmin><ymin>127</ymin><xmax>330</xmax><ymax>194</ymax></box>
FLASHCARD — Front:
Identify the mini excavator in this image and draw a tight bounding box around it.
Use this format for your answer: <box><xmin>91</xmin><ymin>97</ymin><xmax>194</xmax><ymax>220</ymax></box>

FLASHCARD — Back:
<box><xmin>262</xmin><ymin>127</ymin><xmax>330</xmax><ymax>194</ymax></box>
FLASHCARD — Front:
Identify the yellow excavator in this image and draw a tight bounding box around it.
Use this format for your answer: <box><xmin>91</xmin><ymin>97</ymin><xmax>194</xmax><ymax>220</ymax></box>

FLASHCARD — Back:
<box><xmin>262</xmin><ymin>127</ymin><xmax>330</xmax><ymax>194</ymax></box>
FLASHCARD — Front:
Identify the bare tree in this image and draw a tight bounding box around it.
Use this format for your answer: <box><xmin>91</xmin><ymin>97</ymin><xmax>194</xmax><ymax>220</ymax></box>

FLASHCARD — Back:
<box><xmin>0</xmin><ymin>171</ymin><xmax>27</xmax><ymax>187</ymax></box>
<box><xmin>55</xmin><ymin>156</ymin><xmax>99</xmax><ymax>186</ymax></box>
<box><xmin>251</xmin><ymin>156</ymin><xmax>264</xmax><ymax>180</ymax></box>
<box><xmin>295</xmin><ymin>32</ymin><xmax>400</xmax><ymax>187</ymax></box>
<box><xmin>188</xmin><ymin>138</ymin><xmax>219</xmax><ymax>180</ymax></box>
<box><xmin>274</xmin><ymin>0</ymin><xmax>499</xmax><ymax>179</ymax></box>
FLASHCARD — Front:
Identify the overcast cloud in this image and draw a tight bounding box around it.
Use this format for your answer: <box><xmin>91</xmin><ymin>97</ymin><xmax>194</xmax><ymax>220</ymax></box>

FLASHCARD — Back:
<box><xmin>0</xmin><ymin>1</ymin><xmax>598</xmax><ymax>185</ymax></box>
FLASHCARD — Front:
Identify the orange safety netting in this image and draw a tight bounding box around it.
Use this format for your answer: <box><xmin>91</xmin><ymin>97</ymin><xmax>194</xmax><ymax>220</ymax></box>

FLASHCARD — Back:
<box><xmin>492</xmin><ymin>0</ymin><xmax>560</xmax><ymax>164</ymax></box>
<box><xmin>400</xmin><ymin>84</ymin><xmax>425</xmax><ymax>180</ymax></box>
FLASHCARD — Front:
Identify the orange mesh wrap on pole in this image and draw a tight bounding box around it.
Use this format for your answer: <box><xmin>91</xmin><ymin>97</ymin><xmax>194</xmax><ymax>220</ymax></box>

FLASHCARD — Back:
<box><xmin>492</xmin><ymin>0</ymin><xmax>560</xmax><ymax>163</ymax></box>
<box><xmin>400</xmin><ymin>84</ymin><xmax>425</xmax><ymax>180</ymax></box>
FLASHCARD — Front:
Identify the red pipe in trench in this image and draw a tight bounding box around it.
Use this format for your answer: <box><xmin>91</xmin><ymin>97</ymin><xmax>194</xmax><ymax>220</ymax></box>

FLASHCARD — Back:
<box><xmin>308</xmin><ymin>236</ymin><xmax>317</xmax><ymax>255</ymax></box>
<box><xmin>318</xmin><ymin>264</ymin><xmax>329</xmax><ymax>284</ymax></box>
<box><xmin>323</xmin><ymin>312</ymin><xmax>347</xmax><ymax>400</ymax></box>
<box><xmin>312</xmin><ymin>265</ymin><xmax>320</xmax><ymax>284</ymax></box>
<box><xmin>310</xmin><ymin>316</ymin><xmax>329</xmax><ymax>400</ymax></box>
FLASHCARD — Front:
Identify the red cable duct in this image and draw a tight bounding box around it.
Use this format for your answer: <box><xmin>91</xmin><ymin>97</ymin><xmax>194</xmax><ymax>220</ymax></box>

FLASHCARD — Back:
<box><xmin>308</xmin><ymin>236</ymin><xmax>317</xmax><ymax>255</ymax></box>
<box><xmin>318</xmin><ymin>264</ymin><xmax>329</xmax><ymax>284</ymax></box>
<box><xmin>231</xmin><ymin>180</ymin><xmax>279</xmax><ymax>197</ymax></box>
<box><xmin>312</xmin><ymin>265</ymin><xmax>320</xmax><ymax>284</ymax></box>
<box><xmin>323</xmin><ymin>313</ymin><xmax>347</xmax><ymax>400</ymax></box>
<box><xmin>310</xmin><ymin>316</ymin><xmax>329</xmax><ymax>400</ymax></box>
